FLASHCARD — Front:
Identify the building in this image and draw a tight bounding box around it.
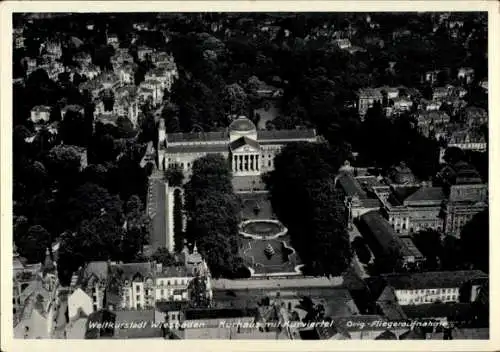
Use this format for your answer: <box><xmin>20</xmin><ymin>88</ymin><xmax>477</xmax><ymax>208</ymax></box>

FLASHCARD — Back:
<box><xmin>443</xmin><ymin>184</ymin><xmax>488</xmax><ymax>236</ymax></box>
<box><xmin>13</xmin><ymin>249</ymin><xmax>59</xmax><ymax>339</ymax></box>
<box><xmin>138</xmin><ymin>46</ymin><xmax>154</xmax><ymax>61</ymax></box>
<box><xmin>157</xmin><ymin>116</ymin><xmax>317</xmax><ymax>177</ymax></box>
<box><xmin>69</xmin><ymin>261</ymin><xmax>109</xmax><ymax>316</ymax></box>
<box><xmin>61</xmin><ymin>104</ymin><xmax>85</xmax><ymax>120</ymax></box>
<box><xmin>117</xmin><ymin>63</ymin><xmax>136</xmax><ymax>85</ymax></box>
<box><xmin>138</xmin><ymin>79</ymin><xmax>164</xmax><ymax>107</ymax></box>
<box><xmin>106</xmin><ymin>33</ymin><xmax>120</xmax><ymax>49</ymax></box>
<box><xmin>416</xmin><ymin>111</ymin><xmax>450</xmax><ymax>138</ymax></box>
<box><xmin>457</xmin><ymin>67</ymin><xmax>475</xmax><ymax>84</ymax></box>
<box><xmin>357</xmin><ymin>211</ymin><xmax>425</xmax><ymax>269</ymax></box>
<box><xmin>145</xmin><ymin>66</ymin><xmax>178</xmax><ymax>93</ymax></box>
<box><xmin>463</xmin><ymin>106</ymin><xmax>488</xmax><ymax>128</ymax></box>
<box><xmin>70</xmin><ymin>259</ymin><xmax>212</xmax><ymax>313</ymax></box>
<box><xmin>377</xmin><ymin>270</ymin><xmax>487</xmax><ymax>306</ymax></box>
<box><xmin>333</xmin><ymin>38</ymin><xmax>352</xmax><ymax>49</ymax></box>
<box><xmin>335</xmin><ymin>171</ymin><xmax>382</xmax><ymax>225</ymax></box>
<box><xmin>440</xmin><ymin>129</ymin><xmax>487</xmax><ymax>163</ymax></box>
<box><xmin>356</xmin><ymin>88</ymin><xmax>383</xmax><ymax>118</ymax></box>
<box><xmin>30</xmin><ymin>105</ymin><xmax>52</xmax><ymax>124</ymax></box>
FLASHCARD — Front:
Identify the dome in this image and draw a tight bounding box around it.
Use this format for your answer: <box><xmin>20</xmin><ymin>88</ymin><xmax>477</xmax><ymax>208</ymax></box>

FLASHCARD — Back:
<box><xmin>229</xmin><ymin>116</ymin><xmax>256</xmax><ymax>133</ymax></box>
<box><xmin>392</xmin><ymin>162</ymin><xmax>416</xmax><ymax>184</ymax></box>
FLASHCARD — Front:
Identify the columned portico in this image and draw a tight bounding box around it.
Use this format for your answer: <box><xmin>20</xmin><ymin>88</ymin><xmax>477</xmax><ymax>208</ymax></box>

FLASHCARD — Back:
<box><xmin>232</xmin><ymin>153</ymin><xmax>260</xmax><ymax>174</ymax></box>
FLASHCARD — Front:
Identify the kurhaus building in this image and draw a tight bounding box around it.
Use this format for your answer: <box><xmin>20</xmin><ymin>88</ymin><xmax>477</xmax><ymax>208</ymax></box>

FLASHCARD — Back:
<box><xmin>157</xmin><ymin>116</ymin><xmax>318</xmax><ymax>177</ymax></box>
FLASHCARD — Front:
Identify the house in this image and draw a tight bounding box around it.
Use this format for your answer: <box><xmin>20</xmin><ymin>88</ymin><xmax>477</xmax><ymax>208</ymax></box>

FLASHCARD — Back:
<box><xmin>138</xmin><ymin>79</ymin><xmax>164</xmax><ymax>107</ymax></box>
<box><xmin>376</xmin><ymin>270</ymin><xmax>487</xmax><ymax>306</ymax></box>
<box><xmin>333</xmin><ymin>38</ymin><xmax>352</xmax><ymax>49</ymax></box>
<box><xmin>479</xmin><ymin>79</ymin><xmax>488</xmax><ymax>93</ymax></box>
<box><xmin>457</xmin><ymin>67</ymin><xmax>475</xmax><ymax>84</ymax></box>
<box><xmin>106</xmin><ymin>33</ymin><xmax>120</xmax><ymax>49</ymax></box>
<box><xmin>61</xmin><ymin>104</ymin><xmax>85</xmax><ymax>120</ymax></box>
<box><xmin>432</xmin><ymin>86</ymin><xmax>453</xmax><ymax>101</ymax></box>
<box><xmin>69</xmin><ymin>261</ymin><xmax>109</xmax><ymax>315</ymax></box>
<box><xmin>111</xmin><ymin>48</ymin><xmax>134</xmax><ymax>67</ymax></box>
<box><xmin>74</xmin><ymin>52</ymin><xmax>93</xmax><ymax>67</ymax></box>
<box><xmin>356</xmin><ymin>211</ymin><xmax>425</xmax><ymax>269</ymax></box>
<box><xmin>117</xmin><ymin>63</ymin><xmax>136</xmax><ymax>85</ymax></box>
<box><xmin>30</xmin><ymin>105</ymin><xmax>52</xmax><ymax>124</ymax></box>
<box><xmin>67</xmin><ymin>288</ymin><xmax>94</xmax><ymax>321</ymax></box>
<box><xmin>440</xmin><ymin>129</ymin><xmax>487</xmax><ymax>163</ymax></box>
<box><xmin>416</xmin><ymin>111</ymin><xmax>450</xmax><ymax>138</ymax></box>
<box><xmin>113</xmin><ymin>309</ymin><xmax>163</xmax><ymax>339</ymax></box>
<box><xmin>145</xmin><ymin>67</ymin><xmax>178</xmax><ymax>93</ymax></box>
<box><xmin>463</xmin><ymin>107</ymin><xmax>488</xmax><ymax>127</ymax></box>
<box><xmin>138</xmin><ymin>46</ymin><xmax>154</xmax><ymax>61</ymax></box>
<box><xmin>356</xmin><ymin>88</ymin><xmax>383</xmax><ymax>118</ymax></box>
<box><xmin>424</xmin><ymin>70</ymin><xmax>442</xmax><ymax>85</ymax></box>
<box><xmin>13</xmin><ymin>249</ymin><xmax>59</xmax><ymax>339</ymax></box>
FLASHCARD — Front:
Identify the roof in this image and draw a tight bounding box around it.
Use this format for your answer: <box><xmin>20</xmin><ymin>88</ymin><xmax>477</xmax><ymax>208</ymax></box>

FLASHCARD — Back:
<box><xmin>31</xmin><ymin>105</ymin><xmax>51</xmax><ymax>113</ymax></box>
<box><xmin>113</xmin><ymin>309</ymin><xmax>163</xmax><ymax>339</ymax></box>
<box><xmin>403</xmin><ymin>187</ymin><xmax>446</xmax><ymax>204</ymax></box>
<box><xmin>357</xmin><ymin>88</ymin><xmax>383</xmax><ymax>99</ymax></box>
<box><xmin>184</xmin><ymin>308</ymin><xmax>257</xmax><ymax>321</ymax></box>
<box><xmin>156</xmin><ymin>301</ymin><xmax>190</xmax><ymax>312</ymax></box>
<box><xmin>75</xmin><ymin>261</ymin><xmax>109</xmax><ymax>289</ymax></box>
<box><xmin>157</xmin><ymin>265</ymin><xmax>191</xmax><ymax>278</ymax></box>
<box><xmin>337</xmin><ymin>174</ymin><xmax>368</xmax><ymax>199</ymax></box>
<box><xmin>402</xmin><ymin>303</ymin><xmax>475</xmax><ymax>320</ymax></box>
<box><xmin>381</xmin><ymin>270</ymin><xmax>488</xmax><ymax>290</ymax></box>
<box><xmin>212</xmin><ymin>277</ymin><xmax>344</xmax><ymax>291</ymax></box>
<box><xmin>111</xmin><ymin>262</ymin><xmax>153</xmax><ymax>280</ymax></box>
<box><xmin>230</xmin><ymin>136</ymin><xmax>261</xmax><ymax>151</ymax></box>
<box><xmin>358</xmin><ymin>211</ymin><xmax>418</xmax><ymax>259</ymax></box>
<box><xmin>167</xmin><ymin>131</ymin><xmax>228</xmax><ymax>144</ymax></box>
<box><xmin>257</xmin><ymin>129</ymin><xmax>316</xmax><ymax>141</ymax></box>
<box><xmin>166</xmin><ymin>144</ymin><xmax>228</xmax><ymax>154</ymax></box>
<box><xmin>229</xmin><ymin>117</ymin><xmax>256</xmax><ymax>132</ymax></box>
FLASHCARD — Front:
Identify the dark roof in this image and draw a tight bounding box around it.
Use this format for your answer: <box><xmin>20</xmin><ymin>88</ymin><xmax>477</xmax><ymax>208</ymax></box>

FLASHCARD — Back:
<box><xmin>113</xmin><ymin>310</ymin><xmax>162</xmax><ymax>339</ymax></box>
<box><xmin>184</xmin><ymin>308</ymin><xmax>258</xmax><ymax>321</ymax></box>
<box><xmin>402</xmin><ymin>303</ymin><xmax>475</xmax><ymax>320</ymax></box>
<box><xmin>404</xmin><ymin>187</ymin><xmax>446</xmax><ymax>204</ymax></box>
<box><xmin>381</xmin><ymin>270</ymin><xmax>488</xmax><ymax>290</ymax></box>
<box><xmin>229</xmin><ymin>136</ymin><xmax>261</xmax><ymax>151</ymax></box>
<box><xmin>229</xmin><ymin>117</ymin><xmax>256</xmax><ymax>132</ymax></box>
<box><xmin>85</xmin><ymin>310</ymin><xmax>116</xmax><ymax>339</ymax></box>
<box><xmin>167</xmin><ymin>131</ymin><xmax>227</xmax><ymax>143</ymax></box>
<box><xmin>375</xmin><ymin>330</ymin><xmax>398</xmax><ymax>340</ymax></box>
<box><xmin>112</xmin><ymin>262</ymin><xmax>153</xmax><ymax>281</ymax></box>
<box><xmin>257</xmin><ymin>129</ymin><xmax>316</xmax><ymax>141</ymax></box>
<box><xmin>358</xmin><ymin>211</ymin><xmax>420</xmax><ymax>259</ymax></box>
<box><xmin>337</xmin><ymin>174</ymin><xmax>367</xmax><ymax>199</ymax></box>
<box><xmin>166</xmin><ymin>144</ymin><xmax>228</xmax><ymax>154</ymax></box>
<box><xmin>156</xmin><ymin>301</ymin><xmax>190</xmax><ymax>312</ymax></box>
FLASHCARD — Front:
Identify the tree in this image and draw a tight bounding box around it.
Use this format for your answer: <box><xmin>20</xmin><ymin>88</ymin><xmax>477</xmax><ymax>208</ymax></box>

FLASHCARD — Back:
<box><xmin>413</xmin><ymin>229</ymin><xmax>443</xmax><ymax>269</ymax></box>
<box><xmin>17</xmin><ymin>225</ymin><xmax>52</xmax><ymax>264</ymax></box>
<box><xmin>222</xmin><ymin>83</ymin><xmax>249</xmax><ymax>116</ymax></box>
<box><xmin>44</xmin><ymin>144</ymin><xmax>83</xmax><ymax>187</ymax></box>
<box><xmin>165</xmin><ymin>165</ymin><xmax>184</xmax><ymax>187</ymax></box>
<box><xmin>266</xmin><ymin>142</ymin><xmax>351</xmax><ymax>276</ymax></box>
<box><xmin>64</xmin><ymin>182</ymin><xmax>124</xmax><ymax>231</ymax></box>
<box><xmin>116</xmin><ymin>117</ymin><xmax>136</xmax><ymax>138</ymax></box>
<box><xmin>461</xmin><ymin>209</ymin><xmax>489</xmax><ymax>272</ymax></box>
<box><xmin>150</xmin><ymin>247</ymin><xmax>179</xmax><ymax>266</ymax></box>
<box><xmin>352</xmin><ymin>237</ymin><xmax>371</xmax><ymax>264</ymax></box>
<box><xmin>443</xmin><ymin>147</ymin><xmax>465</xmax><ymax>165</ymax></box>
<box><xmin>173</xmin><ymin>189</ymin><xmax>184</xmax><ymax>252</ymax></box>
<box><xmin>188</xmin><ymin>275</ymin><xmax>211</xmax><ymax>308</ymax></box>
<box><xmin>60</xmin><ymin>110</ymin><xmax>87</xmax><ymax>146</ymax></box>
<box><xmin>184</xmin><ymin>154</ymin><xmax>241</xmax><ymax>277</ymax></box>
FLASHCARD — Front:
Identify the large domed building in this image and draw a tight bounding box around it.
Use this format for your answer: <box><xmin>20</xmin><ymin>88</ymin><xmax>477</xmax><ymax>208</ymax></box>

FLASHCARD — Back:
<box><xmin>157</xmin><ymin>115</ymin><xmax>317</xmax><ymax>177</ymax></box>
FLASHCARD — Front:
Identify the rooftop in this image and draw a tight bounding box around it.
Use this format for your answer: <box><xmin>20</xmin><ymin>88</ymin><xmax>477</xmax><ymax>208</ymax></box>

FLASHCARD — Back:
<box><xmin>212</xmin><ymin>276</ymin><xmax>344</xmax><ymax>291</ymax></box>
<box><xmin>230</xmin><ymin>136</ymin><xmax>261</xmax><ymax>151</ymax></box>
<box><xmin>402</xmin><ymin>303</ymin><xmax>476</xmax><ymax>320</ymax></box>
<box><xmin>257</xmin><ymin>129</ymin><xmax>316</xmax><ymax>141</ymax></box>
<box><xmin>403</xmin><ymin>187</ymin><xmax>446</xmax><ymax>204</ymax></box>
<box><xmin>167</xmin><ymin>131</ymin><xmax>228</xmax><ymax>144</ymax></box>
<box><xmin>381</xmin><ymin>270</ymin><xmax>488</xmax><ymax>290</ymax></box>
<box><xmin>229</xmin><ymin>116</ymin><xmax>256</xmax><ymax>132</ymax></box>
<box><xmin>166</xmin><ymin>144</ymin><xmax>228</xmax><ymax>154</ymax></box>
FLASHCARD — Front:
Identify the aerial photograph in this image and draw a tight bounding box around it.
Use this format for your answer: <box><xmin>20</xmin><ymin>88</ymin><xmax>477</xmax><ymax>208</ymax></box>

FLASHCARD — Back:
<box><xmin>11</xmin><ymin>12</ymin><xmax>489</xmax><ymax>340</ymax></box>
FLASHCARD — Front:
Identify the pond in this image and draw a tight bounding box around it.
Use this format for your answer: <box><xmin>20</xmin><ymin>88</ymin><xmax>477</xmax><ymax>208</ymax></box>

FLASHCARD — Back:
<box><xmin>241</xmin><ymin>220</ymin><xmax>283</xmax><ymax>237</ymax></box>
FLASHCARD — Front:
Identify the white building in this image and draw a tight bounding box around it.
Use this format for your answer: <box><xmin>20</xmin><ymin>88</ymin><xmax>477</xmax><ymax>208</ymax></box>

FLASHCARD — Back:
<box><xmin>380</xmin><ymin>270</ymin><xmax>488</xmax><ymax>306</ymax></box>
<box><xmin>67</xmin><ymin>288</ymin><xmax>94</xmax><ymax>321</ymax></box>
<box><xmin>30</xmin><ymin>105</ymin><xmax>52</xmax><ymax>123</ymax></box>
<box><xmin>157</xmin><ymin>116</ymin><xmax>318</xmax><ymax>177</ymax></box>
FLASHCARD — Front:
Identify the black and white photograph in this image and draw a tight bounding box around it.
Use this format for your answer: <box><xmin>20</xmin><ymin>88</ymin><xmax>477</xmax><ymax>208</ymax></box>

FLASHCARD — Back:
<box><xmin>2</xmin><ymin>2</ymin><xmax>496</xmax><ymax>347</ymax></box>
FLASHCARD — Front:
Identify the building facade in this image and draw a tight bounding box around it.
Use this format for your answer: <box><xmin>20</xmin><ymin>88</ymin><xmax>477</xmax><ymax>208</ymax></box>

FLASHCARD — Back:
<box><xmin>157</xmin><ymin>116</ymin><xmax>317</xmax><ymax>177</ymax></box>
